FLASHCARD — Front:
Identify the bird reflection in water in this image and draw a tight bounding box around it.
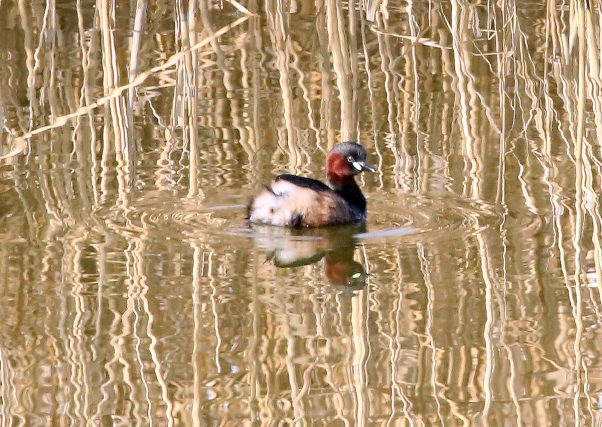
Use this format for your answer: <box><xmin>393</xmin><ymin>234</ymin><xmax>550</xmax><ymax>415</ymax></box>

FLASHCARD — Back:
<box><xmin>251</xmin><ymin>224</ymin><xmax>369</xmax><ymax>289</ymax></box>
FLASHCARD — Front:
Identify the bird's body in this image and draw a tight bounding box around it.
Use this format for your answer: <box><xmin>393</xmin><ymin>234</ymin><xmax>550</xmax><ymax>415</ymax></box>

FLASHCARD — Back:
<box><xmin>247</xmin><ymin>142</ymin><xmax>375</xmax><ymax>228</ymax></box>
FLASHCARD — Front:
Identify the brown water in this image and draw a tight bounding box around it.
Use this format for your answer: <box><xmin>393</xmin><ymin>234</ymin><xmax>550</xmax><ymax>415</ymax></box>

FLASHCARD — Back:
<box><xmin>1</xmin><ymin>0</ymin><xmax>602</xmax><ymax>425</ymax></box>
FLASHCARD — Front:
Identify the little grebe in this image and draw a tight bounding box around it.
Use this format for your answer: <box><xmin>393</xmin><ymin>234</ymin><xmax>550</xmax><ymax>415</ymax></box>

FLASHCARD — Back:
<box><xmin>247</xmin><ymin>142</ymin><xmax>375</xmax><ymax>227</ymax></box>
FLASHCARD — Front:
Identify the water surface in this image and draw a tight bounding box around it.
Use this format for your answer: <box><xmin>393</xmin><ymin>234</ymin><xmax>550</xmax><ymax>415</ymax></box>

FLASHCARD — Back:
<box><xmin>1</xmin><ymin>1</ymin><xmax>602</xmax><ymax>425</ymax></box>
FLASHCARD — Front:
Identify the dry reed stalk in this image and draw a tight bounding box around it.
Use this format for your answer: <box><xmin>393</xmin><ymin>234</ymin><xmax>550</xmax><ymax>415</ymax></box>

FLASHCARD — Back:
<box><xmin>122</xmin><ymin>0</ymin><xmax>147</xmax><ymax>171</ymax></box>
<box><xmin>398</xmin><ymin>8</ymin><xmax>419</xmax><ymax>195</ymax></box>
<box><xmin>372</xmin><ymin>12</ymin><xmax>403</xmax><ymax>191</ymax></box>
<box><xmin>240</xmin><ymin>4</ymin><xmax>262</xmax><ymax>162</ymax></box>
<box><xmin>97</xmin><ymin>0</ymin><xmax>131</xmax><ymax>208</ymax></box>
<box><xmin>348</xmin><ymin>0</ymin><xmax>360</xmax><ymax>139</ymax></box>
<box><xmin>17</xmin><ymin>0</ymin><xmax>36</xmax><ymax>132</ymax></box>
<box><xmin>406</xmin><ymin>4</ymin><xmax>429</xmax><ymax>195</ymax></box>
<box><xmin>0</xmin><ymin>16</ymin><xmax>250</xmax><ymax>162</ymax></box>
<box><xmin>71</xmin><ymin>129</ymin><xmax>93</xmax><ymax>214</ymax></box>
<box><xmin>70</xmin><ymin>49</ymin><xmax>93</xmax><ymax>220</ymax></box>
<box><xmin>23</xmin><ymin>1</ymin><xmax>65</xmax><ymax>225</ymax></box>
<box><xmin>314</xmin><ymin>0</ymin><xmax>336</xmax><ymax>151</ymax></box>
<box><xmin>233</xmin><ymin>32</ymin><xmax>256</xmax><ymax>166</ymax></box>
<box><xmin>449</xmin><ymin>1</ymin><xmax>483</xmax><ymax>202</ymax></box>
<box><xmin>47</xmin><ymin>0</ymin><xmax>64</xmax><ymax>124</ymax></box>
<box><xmin>171</xmin><ymin>16</ymin><xmax>185</xmax><ymax>130</ymax></box>
<box><xmin>290</xmin><ymin>48</ymin><xmax>320</xmax><ymax>158</ymax></box>
<box><xmin>128</xmin><ymin>0</ymin><xmax>148</xmax><ymax>109</ymax></box>
<box><xmin>199</xmin><ymin>0</ymin><xmax>260</xmax><ymax>185</ymax></box>
<box><xmin>183</xmin><ymin>0</ymin><xmax>199</xmax><ymax>197</ymax></box>
<box><xmin>161</xmin><ymin>6</ymin><xmax>188</xmax><ymax>192</ymax></box>
<box><xmin>250</xmin><ymin>0</ymin><xmax>265</xmax><ymax>159</ymax></box>
<box><xmin>100</xmin><ymin>108</ymin><xmax>113</xmax><ymax>206</ymax></box>
<box><xmin>76</xmin><ymin>0</ymin><xmax>102</xmax><ymax>207</ymax></box>
<box><xmin>359</xmin><ymin>4</ymin><xmax>385</xmax><ymax>188</ymax></box>
<box><xmin>30</xmin><ymin>0</ymin><xmax>51</xmax><ymax>133</ymax></box>
<box><xmin>265</xmin><ymin>0</ymin><xmax>300</xmax><ymax>170</ymax></box>
<box><xmin>434</xmin><ymin>6</ymin><xmax>457</xmax><ymax>197</ymax></box>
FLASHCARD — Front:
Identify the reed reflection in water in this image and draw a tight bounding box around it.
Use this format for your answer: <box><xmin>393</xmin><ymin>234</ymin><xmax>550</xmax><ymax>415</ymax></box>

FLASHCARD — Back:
<box><xmin>1</xmin><ymin>0</ymin><xmax>602</xmax><ymax>425</ymax></box>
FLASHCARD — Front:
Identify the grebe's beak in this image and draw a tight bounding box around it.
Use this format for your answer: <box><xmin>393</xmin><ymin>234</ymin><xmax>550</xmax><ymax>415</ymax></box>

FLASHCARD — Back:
<box><xmin>352</xmin><ymin>161</ymin><xmax>376</xmax><ymax>173</ymax></box>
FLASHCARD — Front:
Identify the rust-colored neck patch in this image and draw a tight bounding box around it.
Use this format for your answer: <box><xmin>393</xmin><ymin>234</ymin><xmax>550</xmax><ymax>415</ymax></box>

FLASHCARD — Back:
<box><xmin>326</xmin><ymin>153</ymin><xmax>347</xmax><ymax>174</ymax></box>
<box><xmin>326</xmin><ymin>152</ymin><xmax>354</xmax><ymax>187</ymax></box>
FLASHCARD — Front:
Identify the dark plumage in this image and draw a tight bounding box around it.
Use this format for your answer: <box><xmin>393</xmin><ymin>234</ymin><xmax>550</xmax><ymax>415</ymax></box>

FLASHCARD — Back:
<box><xmin>247</xmin><ymin>142</ymin><xmax>376</xmax><ymax>228</ymax></box>
<box><xmin>275</xmin><ymin>174</ymin><xmax>332</xmax><ymax>192</ymax></box>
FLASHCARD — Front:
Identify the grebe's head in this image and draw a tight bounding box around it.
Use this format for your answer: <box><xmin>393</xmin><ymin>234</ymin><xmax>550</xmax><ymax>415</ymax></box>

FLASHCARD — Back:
<box><xmin>326</xmin><ymin>141</ymin><xmax>376</xmax><ymax>179</ymax></box>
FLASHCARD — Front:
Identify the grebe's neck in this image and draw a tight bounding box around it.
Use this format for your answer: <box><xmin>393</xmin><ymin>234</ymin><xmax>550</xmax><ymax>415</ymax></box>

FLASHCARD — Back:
<box><xmin>327</xmin><ymin>173</ymin><xmax>366</xmax><ymax>213</ymax></box>
<box><xmin>327</xmin><ymin>173</ymin><xmax>357</xmax><ymax>191</ymax></box>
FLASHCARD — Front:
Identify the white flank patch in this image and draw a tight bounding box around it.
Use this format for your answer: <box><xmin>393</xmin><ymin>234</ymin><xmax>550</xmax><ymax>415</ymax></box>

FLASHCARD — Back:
<box><xmin>249</xmin><ymin>180</ymin><xmax>311</xmax><ymax>226</ymax></box>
